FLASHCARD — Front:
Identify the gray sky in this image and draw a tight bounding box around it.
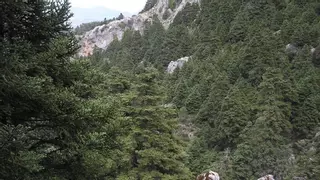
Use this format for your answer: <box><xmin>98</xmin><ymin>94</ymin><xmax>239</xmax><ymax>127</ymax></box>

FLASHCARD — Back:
<box><xmin>70</xmin><ymin>0</ymin><xmax>147</xmax><ymax>14</ymax></box>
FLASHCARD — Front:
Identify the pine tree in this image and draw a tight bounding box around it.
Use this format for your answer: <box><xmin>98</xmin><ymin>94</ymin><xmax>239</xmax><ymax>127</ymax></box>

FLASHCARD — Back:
<box><xmin>122</xmin><ymin>67</ymin><xmax>192</xmax><ymax>179</ymax></box>
<box><xmin>290</xmin><ymin>47</ymin><xmax>320</xmax><ymax>139</ymax></box>
<box><xmin>294</xmin><ymin>129</ymin><xmax>320</xmax><ymax>179</ymax></box>
<box><xmin>232</xmin><ymin>68</ymin><xmax>295</xmax><ymax>179</ymax></box>
<box><xmin>143</xmin><ymin>17</ymin><xmax>166</xmax><ymax>67</ymax></box>
<box><xmin>0</xmin><ymin>1</ymin><xmax>101</xmax><ymax>179</ymax></box>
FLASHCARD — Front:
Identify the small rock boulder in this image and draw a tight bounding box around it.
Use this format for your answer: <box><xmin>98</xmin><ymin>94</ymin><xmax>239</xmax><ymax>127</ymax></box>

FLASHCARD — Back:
<box><xmin>196</xmin><ymin>171</ymin><xmax>220</xmax><ymax>180</ymax></box>
<box><xmin>257</xmin><ymin>174</ymin><xmax>275</xmax><ymax>180</ymax></box>
<box><xmin>167</xmin><ymin>56</ymin><xmax>190</xmax><ymax>74</ymax></box>
<box><xmin>285</xmin><ymin>43</ymin><xmax>298</xmax><ymax>58</ymax></box>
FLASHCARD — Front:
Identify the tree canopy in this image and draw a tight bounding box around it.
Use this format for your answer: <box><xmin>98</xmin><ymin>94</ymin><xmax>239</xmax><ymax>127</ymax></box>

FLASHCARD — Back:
<box><xmin>1</xmin><ymin>0</ymin><xmax>320</xmax><ymax>179</ymax></box>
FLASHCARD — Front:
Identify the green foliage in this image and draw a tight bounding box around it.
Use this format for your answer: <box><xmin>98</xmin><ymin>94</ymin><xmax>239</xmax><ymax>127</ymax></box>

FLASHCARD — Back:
<box><xmin>169</xmin><ymin>0</ymin><xmax>175</xmax><ymax>10</ymax></box>
<box><xmin>294</xmin><ymin>129</ymin><xmax>320</xmax><ymax>179</ymax></box>
<box><xmin>172</xmin><ymin>3</ymin><xmax>200</xmax><ymax>27</ymax></box>
<box><xmin>3</xmin><ymin>0</ymin><xmax>320</xmax><ymax>179</ymax></box>
<box><xmin>0</xmin><ymin>1</ymin><xmax>127</xmax><ymax>179</ymax></box>
<box><xmin>163</xmin><ymin>0</ymin><xmax>320</xmax><ymax>179</ymax></box>
<box><xmin>123</xmin><ymin>67</ymin><xmax>192</xmax><ymax>179</ymax></box>
<box><xmin>162</xmin><ymin>9</ymin><xmax>171</xmax><ymax>20</ymax></box>
<box><xmin>140</xmin><ymin>0</ymin><xmax>158</xmax><ymax>13</ymax></box>
<box><xmin>81</xmin><ymin>0</ymin><xmax>320</xmax><ymax>178</ymax></box>
<box><xmin>187</xmin><ymin>137</ymin><xmax>220</xmax><ymax>175</ymax></box>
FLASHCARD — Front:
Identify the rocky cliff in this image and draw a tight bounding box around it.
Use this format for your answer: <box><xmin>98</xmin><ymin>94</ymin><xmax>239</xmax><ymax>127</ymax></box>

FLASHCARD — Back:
<box><xmin>77</xmin><ymin>0</ymin><xmax>200</xmax><ymax>57</ymax></box>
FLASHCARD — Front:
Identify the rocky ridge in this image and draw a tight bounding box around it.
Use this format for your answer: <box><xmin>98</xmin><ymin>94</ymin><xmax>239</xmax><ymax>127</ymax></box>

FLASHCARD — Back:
<box><xmin>78</xmin><ymin>0</ymin><xmax>200</xmax><ymax>57</ymax></box>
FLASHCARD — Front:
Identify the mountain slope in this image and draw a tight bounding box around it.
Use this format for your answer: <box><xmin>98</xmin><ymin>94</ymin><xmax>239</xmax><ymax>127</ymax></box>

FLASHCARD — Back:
<box><xmin>78</xmin><ymin>0</ymin><xmax>199</xmax><ymax>56</ymax></box>
<box><xmin>2</xmin><ymin>0</ymin><xmax>320</xmax><ymax>179</ymax></box>
<box><xmin>84</xmin><ymin>0</ymin><xmax>320</xmax><ymax>179</ymax></box>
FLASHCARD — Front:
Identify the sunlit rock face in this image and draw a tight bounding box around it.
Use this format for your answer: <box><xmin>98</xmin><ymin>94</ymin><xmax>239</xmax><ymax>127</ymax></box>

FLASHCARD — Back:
<box><xmin>257</xmin><ymin>175</ymin><xmax>275</xmax><ymax>180</ymax></box>
<box><xmin>167</xmin><ymin>57</ymin><xmax>190</xmax><ymax>74</ymax></box>
<box><xmin>196</xmin><ymin>171</ymin><xmax>220</xmax><ymax>180</ymax></box>
<box><xmin>78</xmin><ymin>0</ymin><xmax>200</xmax><ymax>57</ymax></box>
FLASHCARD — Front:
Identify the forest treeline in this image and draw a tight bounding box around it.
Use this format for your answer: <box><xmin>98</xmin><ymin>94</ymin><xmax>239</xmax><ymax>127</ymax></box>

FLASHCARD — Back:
<box><xmin>1</xmin><ymin>0</ymin><xmax>320</xmax><ymax>180</ymax></box>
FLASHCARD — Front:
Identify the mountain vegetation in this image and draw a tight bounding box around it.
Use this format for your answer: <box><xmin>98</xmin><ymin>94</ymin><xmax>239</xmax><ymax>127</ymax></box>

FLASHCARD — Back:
<box><xmin>1</xmin><ymin>0</ymin><xmax>320</xmax><ymax>179</ymax></box>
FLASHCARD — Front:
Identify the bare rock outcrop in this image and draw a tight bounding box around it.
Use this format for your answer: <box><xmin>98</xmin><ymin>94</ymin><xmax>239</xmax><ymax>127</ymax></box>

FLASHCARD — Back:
<box><xmin>78</xmin><ymin>0</ymin><xmax>200</xmax><ymax>57</ymax></box>
<box><xmin>257</xmin><ymin>174</ymin><xmax>275</xmax><ymax>180</ymax></box>
<box><xmin>196</xmin><ymin>171</ymin><xmax>220</xmax><ymax>180</ymax></box>
<box><xmin>167</xmin><ymin>56</ymin><xmax>190</xmax><ymax>73</ymax></box>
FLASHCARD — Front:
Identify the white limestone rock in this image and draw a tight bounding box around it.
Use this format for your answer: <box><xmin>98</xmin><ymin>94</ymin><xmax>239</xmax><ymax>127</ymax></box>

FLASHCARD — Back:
<box><xmin>78</xmin><ymin>0</ymin><xmax>200</xmax><ymax>57</ymax></box>
<box><xmin>285</xmin><ymin>43</ymin><xmax>298</xmax><ymax>57</ymax></box>
<box><xmin>257</xmin><ymin>175</ymin><xmax>275</xmax><ymax>180</ymax></box>
<box><xmin>167</xmin><ymin>56</ymin><xmax>190</xmax><ymax>74</ymax></box>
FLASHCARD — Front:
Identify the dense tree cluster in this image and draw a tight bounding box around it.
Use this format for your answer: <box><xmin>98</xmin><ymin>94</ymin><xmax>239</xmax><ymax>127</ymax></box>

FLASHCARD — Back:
<box><xmin>0</xmin><ymin>1</ymin><xmax>191</xmax><ymax>179</ymax></box>
<box><xmin>164</xmin><ymin>0</ymin><xmax>320</xmax><ymax>179</ymax></box>
<box><xmin>1</xmin><ymin>0</ymin><xmax>320</xmax><ymax>179</ymax></box>
<box><xmin>140</xmin><ymin>0</ymin><xmax>158</xmax><ymax>13</ymax></box>
<box><xmin>91</xmin><ymin>0</ymin><xmax>320</xmax><ymax>179</ymax></box>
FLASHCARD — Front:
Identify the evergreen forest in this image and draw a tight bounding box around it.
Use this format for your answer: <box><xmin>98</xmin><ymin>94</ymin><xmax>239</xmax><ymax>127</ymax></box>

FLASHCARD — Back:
<box><xmin>1</xmin><ymin>0</ymin><xmax>320</xmax><ymax>179</ymax></box>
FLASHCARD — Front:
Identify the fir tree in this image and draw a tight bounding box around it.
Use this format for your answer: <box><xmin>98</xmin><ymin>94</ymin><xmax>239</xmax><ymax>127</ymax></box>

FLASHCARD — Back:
<box><xmin>122</xmin><ymin>67</ymin><xmax>192</xmax><ymax>179</ymax></box>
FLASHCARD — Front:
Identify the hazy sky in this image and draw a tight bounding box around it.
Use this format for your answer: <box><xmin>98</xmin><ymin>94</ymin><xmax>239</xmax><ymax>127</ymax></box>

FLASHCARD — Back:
<box><xmin>70</xmin><ymin>0</ymin><xmax>147</xmax><ymax>13</ymax></box>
